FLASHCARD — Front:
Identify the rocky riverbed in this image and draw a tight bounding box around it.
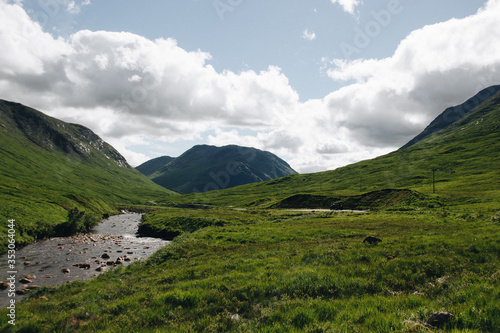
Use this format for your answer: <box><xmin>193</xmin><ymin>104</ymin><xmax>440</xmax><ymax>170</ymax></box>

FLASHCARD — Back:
<box><xmin>0</xmin><ymin>213</ymin><xmax>168</xmax><ymax>307</ymax></box>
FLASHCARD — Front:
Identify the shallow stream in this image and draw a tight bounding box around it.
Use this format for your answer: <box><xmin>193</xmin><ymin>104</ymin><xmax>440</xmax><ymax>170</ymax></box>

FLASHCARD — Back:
<box><xmin>0</xmin><ymin>213</ymin><xmax>168</xmax><ymax>308</ymax></box>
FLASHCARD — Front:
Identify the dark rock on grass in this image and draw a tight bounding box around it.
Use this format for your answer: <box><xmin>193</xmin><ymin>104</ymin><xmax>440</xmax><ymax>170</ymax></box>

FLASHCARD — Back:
<box><xmin>425</xmin><ymin>312</ymin><xmax>454</xmax><ymax>327</ymax></box>
<box><xmin>363</xmin><ymin>236</ymin><xmax>382</xmax><ymax>245</ymax></box>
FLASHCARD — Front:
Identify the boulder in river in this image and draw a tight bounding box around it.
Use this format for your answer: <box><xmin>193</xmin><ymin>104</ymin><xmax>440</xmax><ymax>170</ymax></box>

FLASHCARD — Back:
<box><xmin>27</xmin><ymin>285</ymin><xmax>41</xmax><ymax>290</ymax></box>
<box><xmin>73</xmin><ymin>263</ymin><xmax>91</xmax><ymax>269</ymax></box>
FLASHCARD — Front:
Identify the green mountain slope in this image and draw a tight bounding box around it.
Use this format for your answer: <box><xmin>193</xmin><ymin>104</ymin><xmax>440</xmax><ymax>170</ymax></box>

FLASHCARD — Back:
<box><xmin>177</xmin><ymin>87</ymin><xmax>500</xmax><ymax>208</ymax></box>
<box><xmin>135</xmin><ymin>156</ymin><xmax>175</xmax><ymax>177</ymax></box>
<box><xmin>139</xmin><ymin>144</ymin><xmax>298</xmax><ymax>194</ymax></box>
<box><xmin>0</xmin><ymin>100</ymin><xmax>175</xmax><ymax>252</ymax></box>
<box><xmin>401</xmin><ymin>85</ymin><xmax>500</xmax><ymax>149</ymax></box>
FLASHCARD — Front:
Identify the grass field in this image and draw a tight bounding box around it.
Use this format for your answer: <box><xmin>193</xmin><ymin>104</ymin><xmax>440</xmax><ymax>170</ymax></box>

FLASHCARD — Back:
<box><xmin>2</xmin><ymin>204</ymin><xmax>499</xmax><ymax>332</ymax></box>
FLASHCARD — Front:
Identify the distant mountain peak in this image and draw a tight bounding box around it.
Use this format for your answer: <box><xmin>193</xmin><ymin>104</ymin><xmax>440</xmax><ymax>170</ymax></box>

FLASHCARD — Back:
<box><xmin>136</xmin><ymin>144</ymin><xmax>297</xmax><ymax>194</ymax></box>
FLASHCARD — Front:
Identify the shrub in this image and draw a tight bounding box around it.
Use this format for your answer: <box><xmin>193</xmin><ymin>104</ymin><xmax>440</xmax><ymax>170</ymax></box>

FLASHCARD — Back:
<box><xmin>54</xmin><ymin>207</ymin><xmax>99</xmax><ymax>236</ymax></box>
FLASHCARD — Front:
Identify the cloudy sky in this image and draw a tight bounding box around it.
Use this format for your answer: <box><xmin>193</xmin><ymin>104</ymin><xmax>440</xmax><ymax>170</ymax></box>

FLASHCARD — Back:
<box><xmin>1</xmin><ymin>0</ymin><xmax>499</xmax><ymax>173</ymax></box>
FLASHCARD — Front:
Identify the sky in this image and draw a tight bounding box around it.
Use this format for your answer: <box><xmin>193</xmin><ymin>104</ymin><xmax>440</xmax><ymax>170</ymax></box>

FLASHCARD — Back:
<box><xmin>0</xmin><ymin>0</ymin><xmax>499</xmax><ymax>173</ymax></box>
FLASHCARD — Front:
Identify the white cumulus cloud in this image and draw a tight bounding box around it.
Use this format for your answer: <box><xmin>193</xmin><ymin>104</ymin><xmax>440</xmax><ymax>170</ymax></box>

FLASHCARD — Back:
<box><xmin>323</xmin><ymin>0</ymin><xmax>500</xmax><ymax>148</ymax></box>
<box><xmin>302</xmin><ymin>29</ymin><xmax>317</xmax><ymax>41</ymax></box>
<box><xmin>330</xmin><ymin>0</ymin><xmax>362</xmax><ymax>15</ymax></box>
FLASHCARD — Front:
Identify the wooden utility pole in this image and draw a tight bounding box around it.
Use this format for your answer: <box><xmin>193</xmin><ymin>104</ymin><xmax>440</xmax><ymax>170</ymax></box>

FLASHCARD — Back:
<box><xmin>432</xmin><ymin>170</ymin><xmax>436</xmax><ymax>194</ymax></box>
<box><xmin>429</xmin><ymin>169</ymin><xmax>440</xmax><ymax>194</ymax></box>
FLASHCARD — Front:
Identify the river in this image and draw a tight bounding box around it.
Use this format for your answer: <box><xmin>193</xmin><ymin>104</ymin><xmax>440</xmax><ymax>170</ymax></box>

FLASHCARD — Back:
<box><xmin>0</xmin><ymin>213</ymin><xmax>169</xmax><ymax>308</ymax></box>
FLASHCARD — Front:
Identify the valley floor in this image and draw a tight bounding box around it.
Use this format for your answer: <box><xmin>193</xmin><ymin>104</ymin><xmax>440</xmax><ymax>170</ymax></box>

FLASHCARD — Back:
<box><xmin>1</xmin><ymin>205</ymin><xmax>499</xmax><ymax>332</ymax></box>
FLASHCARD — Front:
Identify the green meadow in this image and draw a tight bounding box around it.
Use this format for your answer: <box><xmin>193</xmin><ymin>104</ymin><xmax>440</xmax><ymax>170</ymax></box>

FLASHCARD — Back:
<box><xmin>2</xmin><ymin>206</ymin><xmax>499</xmax><ymax>332</ymax></box>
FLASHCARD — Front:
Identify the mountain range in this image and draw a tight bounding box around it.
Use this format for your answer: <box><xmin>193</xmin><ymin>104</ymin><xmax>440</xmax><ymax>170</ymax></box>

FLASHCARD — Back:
<box><xmin>1</xmin><ymin>84</ymin><xmax>499</xmax><ymax>252</ymax></box>
<box><xmin>171</xmin><ymin>85</ymin><xmax>500</xmax><ymax>208</ymax></box>
<box><xmin>136</xmin><ymin>145</ymin><xmax>298</xmax><ymax>194</ymax></box>
<box><xmin>2</xmin><ymin>86</ymin><xmax>499</xmax><ymax>331</ymax></box>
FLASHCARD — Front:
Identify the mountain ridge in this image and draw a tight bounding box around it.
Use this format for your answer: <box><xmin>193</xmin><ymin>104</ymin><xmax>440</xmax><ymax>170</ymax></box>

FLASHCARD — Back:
<box><xmin>401</xmin><ymin>85</ymin><xmax>500</xmax><ymax>149</ymax></box>
<box><xmin>136</xmin><ymin>156</ymin><xmax>175</xmax><ymax>177</ymax></box>
<box><xmin>137</xmin><ymin>144</ymin><xmax>298</xmax><ymax>194</ymax></box>
<box><xmin>170</xmin><ymin>86</ymin><xmax>500</xmax><ymax>207</ymax></box>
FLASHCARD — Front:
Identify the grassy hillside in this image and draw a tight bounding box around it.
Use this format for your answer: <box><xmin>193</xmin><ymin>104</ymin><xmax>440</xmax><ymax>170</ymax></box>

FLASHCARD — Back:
<box><xmin>401</xmin><ymin>85</ymin><xmax>500</xmax><ymax>149</ymax></box>
<box><xmin>0</xmin><ymin>100</ymin><xmax>176</xmax><ymax>252</ymax></box>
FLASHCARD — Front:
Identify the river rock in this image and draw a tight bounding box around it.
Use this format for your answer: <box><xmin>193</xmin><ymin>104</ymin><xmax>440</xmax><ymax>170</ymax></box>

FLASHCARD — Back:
<box><xmin>25</xmin><ymin>274</ymin><xmax>36</xmax><ymax>279</ymax></box>
<box><xmin>0</xmin><ymin>282</ymin><xmax>10</xmax><ymax>290</ymax></box>
<box><xmin>62</xmin><ymin>268</ymin><xmax>70</xmax><ymax>274</ymax></box>
<box><xmin>27</xmin><ymin>285</ymin><xmax>41</xmax><ymax>290</ymax></box>
<box><xmin>19</xmin><ymin>278</ymin><xmax>32</xmax><ymax>284</ymax></box>
<box><xmin>80</xmin><ymin>263</ymin><xmax>91</xmax><ymax>269</ymax></box>
<box><xmin>101</xmin><ymin>253</ymin><xmax>110</xmax><ymax>259</ymax></box>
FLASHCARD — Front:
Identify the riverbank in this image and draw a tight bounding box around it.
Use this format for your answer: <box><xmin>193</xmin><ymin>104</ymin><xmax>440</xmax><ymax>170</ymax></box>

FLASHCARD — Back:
<box><xmin>0</xmin><ymin>213</ymin><xmax>168</xmax><ymax>307</ymax></box>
